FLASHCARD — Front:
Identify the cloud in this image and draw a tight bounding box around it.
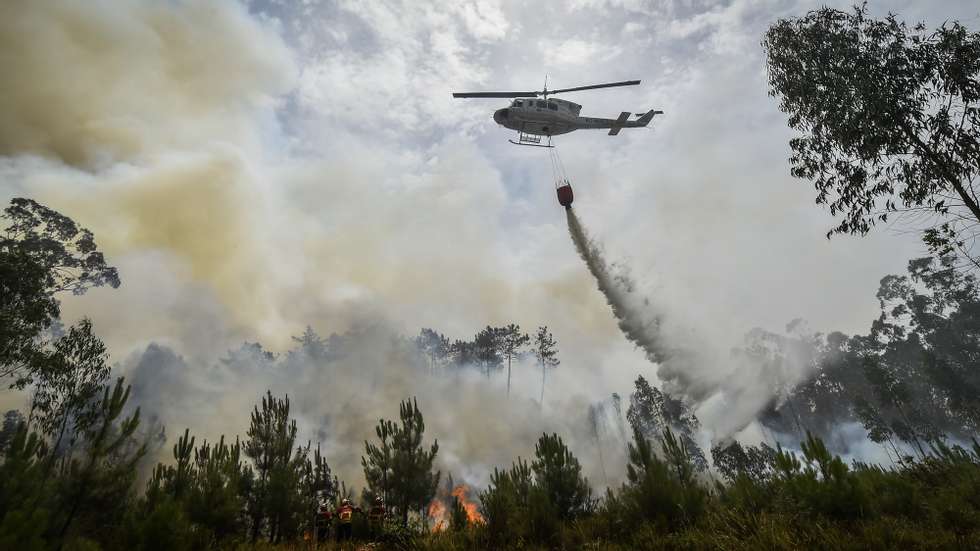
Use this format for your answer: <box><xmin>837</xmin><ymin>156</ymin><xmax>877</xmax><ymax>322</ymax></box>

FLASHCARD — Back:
<box><xmin>287</xmin><ymin>1</ymin><xmax>508</xmax><ymax>139</ymax></box>
<box><xmin>537</xmin><ymin>38</ymin><xmax>623</xmax><ymax>66</ymax></box>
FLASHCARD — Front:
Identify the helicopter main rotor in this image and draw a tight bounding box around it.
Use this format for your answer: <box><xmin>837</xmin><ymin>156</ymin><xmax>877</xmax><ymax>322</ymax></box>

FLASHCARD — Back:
<box><xmin>452</xmin><ymin>79</ymin><xmax>640</xmax><ymax>99</ymax></box>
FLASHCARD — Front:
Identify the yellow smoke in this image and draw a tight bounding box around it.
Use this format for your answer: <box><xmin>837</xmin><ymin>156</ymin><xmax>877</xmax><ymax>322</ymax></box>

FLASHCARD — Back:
<box><xmin>0</xmin><ymin>0</ymin><xmax>294</xmax><ymax>167</ymax></box>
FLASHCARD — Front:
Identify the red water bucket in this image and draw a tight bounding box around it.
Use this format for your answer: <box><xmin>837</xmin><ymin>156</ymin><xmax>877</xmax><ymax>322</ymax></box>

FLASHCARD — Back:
<box><xmin>556</xmin><ymin>183</ymin><xmax>573</xmax><ymax>208</ymax></box>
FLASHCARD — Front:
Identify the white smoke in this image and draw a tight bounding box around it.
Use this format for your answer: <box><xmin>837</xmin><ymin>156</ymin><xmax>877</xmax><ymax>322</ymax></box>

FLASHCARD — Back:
<box><xmin>117</xmin><ymin>326</ymin><xmax>627</xmax><ymax>491</ymax></box>
<box><xmin>566</xmin><ymin>207</ymin><xmax>815</xmax><ymax>439</ymax></box>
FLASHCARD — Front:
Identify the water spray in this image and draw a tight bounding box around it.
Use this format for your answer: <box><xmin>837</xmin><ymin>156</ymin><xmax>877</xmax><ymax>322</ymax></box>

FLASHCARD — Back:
<box><xmin>565</xmin><ymin>207</ymin><xmax>671</xmax><ymax>365</ymax></box>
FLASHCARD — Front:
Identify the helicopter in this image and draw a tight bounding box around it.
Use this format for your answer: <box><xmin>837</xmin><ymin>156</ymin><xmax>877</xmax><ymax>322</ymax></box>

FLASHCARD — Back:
<box><xmin>452</xmin><ymin>79</ymin><xmax>662</xmax><ymax>147</ymax></box>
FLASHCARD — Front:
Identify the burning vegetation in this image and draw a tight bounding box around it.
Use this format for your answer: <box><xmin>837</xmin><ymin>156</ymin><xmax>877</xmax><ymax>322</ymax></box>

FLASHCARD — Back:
<box><xmin>428</xmin><ymin>483</ymin><xmax>484</xmax><ymax>532</ymax></box>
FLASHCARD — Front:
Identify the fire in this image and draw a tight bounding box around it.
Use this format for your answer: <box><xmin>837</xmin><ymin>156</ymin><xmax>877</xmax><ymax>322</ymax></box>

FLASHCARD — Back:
<box><xmin>451</xmin><ymin>485</ymin><xmax>484</xmax><ymax>525</ymax></box>
<box><xmin>428</xmin><ymin>484</ymin><xmax>484</xmax><ymax>532</ymax></box>
<box><xmin>428</xmin><ymin>499</ymin><xmax>447</xmax><ymax>532</ymax></box>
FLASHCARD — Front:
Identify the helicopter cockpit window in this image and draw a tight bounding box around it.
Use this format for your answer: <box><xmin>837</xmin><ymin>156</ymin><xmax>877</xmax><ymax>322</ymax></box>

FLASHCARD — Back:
<box><xmin>548</xmin><ymin>102</ymin><xmax>558</xmax><ymax>110</ymax></box>
<box><xmin>537</xmin><ymin>100</ymin><xmax>547</xmax><ymax>108</ymax></box>
<box><xmin>513</xmin><ymin>100</ymin><xmax>522</xmax><ymax>107</ymax></box>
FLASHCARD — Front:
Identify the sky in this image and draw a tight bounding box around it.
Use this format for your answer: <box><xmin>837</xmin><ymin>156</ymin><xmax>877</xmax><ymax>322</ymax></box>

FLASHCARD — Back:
<box><xmin>2</xmin><ymin>0</ymin><xmax>978</xmax><ymax>486</ymax></box>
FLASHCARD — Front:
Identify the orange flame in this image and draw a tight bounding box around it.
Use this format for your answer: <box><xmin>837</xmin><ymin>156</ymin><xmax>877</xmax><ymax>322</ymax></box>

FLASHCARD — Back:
<box><xmin>427</xmin><ymin>484</ymin><xmax>484</xmax><ymax>532</ymax></box>
<box><xmin>428</xmin><ymin>499</ymin><xmax>447</xmax><ymax>532</ymax></box>
<box><xmin>451</xmin><ymin>485</ymin><xmax>484</xmax><ymax>525</ymax></box>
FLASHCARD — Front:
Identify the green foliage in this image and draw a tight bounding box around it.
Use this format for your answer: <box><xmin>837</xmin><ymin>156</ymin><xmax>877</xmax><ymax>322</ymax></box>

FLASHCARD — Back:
<box><xmin>1</xmin><ymin>198</ymin><xmax>119</xmax><ymax>388</ymax></box>
<box><xmin>762</xmin><ymin>254</ymin><xmax>980</xmax><ymax>459</ymax></box>
<box><xmin>473</xmin><ymin>326</ymin><xmax>504</xmax><ymax>378</ymax></box>
<box><xmin>531</xmin><ymin>433</ymin><xmax>592</xmax><ymax>521</ymax></box>
<box><xmin>0</xmin><ymin>245</ymin><xmax>55</xmax><ymax>384</ymax></box>
<box><xmin>1</xmin><ymin>197</ymin><xmax>120</xmax><ymax>294</ymax></box>
<box><xmin>243</xmin><ymin>391</ymin><xmax>309</xmax><ymax>543</ymax></box>
<box><xmin>0</xmin><ymin>507</ymin><xmax>49</xmax><ymax>551</ymax></box>
<box><xmin>0</xmin><ymin>423</ymin><xmax>51</xmax><ymax>549</ymax></box>
<box><xmin>363</xmin><ymin>398</ymin><xmax>440</xmax><ymax>527</ymax></box>
<box><xmin>627</xmin><ymin>375</ymin><xmax>707</xmax><ymax>472</ymax></box>
<box><xmin>605</xmin><ymin>425</ymin><xmax>708</xmax><ymax>536</ymax></box>
<box><xmin>57</xmin><ymin>377</ymin><xmax>146</xmax><ymax>544</ymax></box>
<box><xmin>135</xmin><ymin>497</ymin><xmax>194</xmax><ymax>551</ymax></box>
<box><xmin>187</xmin><ymin>435</ymin><xmax>249</xmax><ymax>544</ymax></box>
<box><xmin>363</xmin><ymin>417</ymin><xmax>396</xmax><ymax>508</ymax></box>
<box><xmin>763</xmin><ymin>5</ymin><xmax>980</xmax><ymax>256</ymax></box>
<box><xmin>773</xmin><ymin>432</ymin><xmax>872</xmax><ymax>519</ymax></box>
<box><xmin>711</xmin><ymin>439</ymin><xmax>777</xmax><ymax>485</ymax></box>
<box><xmin>480</xmin><ymin>459</ymin><xmax>532</xmax><ymax>544</ymax></box>
<box><xmin>480</xmin><ymin>433</ymin><xmax>592</xmax><ymax>547</ymax></box>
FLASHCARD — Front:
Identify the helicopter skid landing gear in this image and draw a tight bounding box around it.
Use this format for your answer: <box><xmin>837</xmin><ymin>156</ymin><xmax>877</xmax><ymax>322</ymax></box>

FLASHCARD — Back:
<box><xmin>509</xmin><ymin>132</ymin><xmax>553</xmax><ymax>148</ymax></box>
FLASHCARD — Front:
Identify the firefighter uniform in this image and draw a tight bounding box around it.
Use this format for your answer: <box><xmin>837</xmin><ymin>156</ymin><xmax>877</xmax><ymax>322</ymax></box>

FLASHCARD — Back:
<box><xmin>335</xmin><ymin>499</ymin><xmax>359</xmax><ymax>541</ymax></box>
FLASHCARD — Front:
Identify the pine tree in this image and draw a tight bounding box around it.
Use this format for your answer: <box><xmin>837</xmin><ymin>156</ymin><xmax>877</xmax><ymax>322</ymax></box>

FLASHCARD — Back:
<box><xmin>416</xmin><ymin>328</ymin><xmax>450</xmax><ymax>373</ymax></box>
<box><xmin>533</xmin><ymin>327</ymin><xmax>560</xmax><ymax>405</ymax></box>
<box><xmin>530</xmin><ymin>433</ymin><xmax>591</xmax><ymax>520</ymax></box>
<box><xmin>187</xmin><ymin>435</ymin><xmax>248</xmax><ymax>545</ymax></box>
<box><xmin>362</xmin><ymin>418</ymin><xmax>396</xmax><ymax>507</ymax></box>
<box><xmin>364</xmin><ymin>398</ymin><xmax>439</xmax><ymax>526</ymax></box>
<box><xmin>619</xmin><ymin>425</ymin><xmax>707</xmax><ymax>528</ymax></box>
<box><xmin>243</xmin><ymin>391</ymin><xmax>298</xmax><ymax>542</ymax></box>
<box><xmin>500</xmin><ymin>324</ymin><xmax>530</xmax><ymax>396</ymax></box>
<box><xmin>290</xmin><ymin>326</ymin><xmax>326</xmax><ymax>362</ymax></box>
<box><xmin>474</xmin><ymin>326</ymin><xmax>504</xmax><ymax>379</ymax></box>
<box><xmin>57</xmin><ymin>378</ymin><xmax>145</xmax><ymax>543</ymax></box>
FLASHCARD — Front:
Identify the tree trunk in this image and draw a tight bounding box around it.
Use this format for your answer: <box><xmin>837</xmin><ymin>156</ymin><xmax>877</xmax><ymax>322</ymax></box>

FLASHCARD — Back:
<box><xmin>507</xmin><ymin>355</ymin><xmax>512</xmax><ymax>396</ymax></box>
<box><xmin>540</xmin><ymin>363</ymin><xmax>546</xmax><ymax>405</ymax></box>
<box><xmin>250</xmin><ymin>507</ymin><xmax>262</xmax><ymax>543</ymax></box>
<box><xmin>57</xmin><ymin>411</ymin><xmax>110</xmax><ymax>548</ymax></box>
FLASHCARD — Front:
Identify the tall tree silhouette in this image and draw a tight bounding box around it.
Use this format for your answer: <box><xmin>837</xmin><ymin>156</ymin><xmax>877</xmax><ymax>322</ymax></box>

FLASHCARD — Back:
<box><xmin>244</xmin><ymin>391</ymin><xmax>297</xmax><ymax>542</ymax></box>
<box><xmin>474</xmin><ymin>326</ymin><xmax>503</xmax><ymax>379</ymax></box>
<box><xmin>500</xmin><ymin>324</ymin><xmax>530</xmax><ymax>396</ymax></box>
<box><xmin>533</xmin><ymin>327</ymin><xmax>560</xmax><ymax>405</ymax></box>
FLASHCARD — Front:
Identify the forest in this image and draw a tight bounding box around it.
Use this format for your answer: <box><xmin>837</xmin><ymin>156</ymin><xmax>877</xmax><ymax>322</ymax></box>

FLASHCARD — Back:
<box><xmin>3</xmin><ymin>3</ymin><xmax>980</xmax><ymax>551</ymax></box>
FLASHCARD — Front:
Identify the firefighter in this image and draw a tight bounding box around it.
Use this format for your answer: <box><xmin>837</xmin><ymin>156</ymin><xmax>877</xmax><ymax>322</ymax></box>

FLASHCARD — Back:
<box><xmin>335</xmin><ymin>498</ymin><xmax>361</xmax><ymax>542</ymax></box>
<box><xmin>368</xmin><ymin>496</ymin><xmax>386</xmax><ymax>538</ymax></box>
<box><xmin>315</xmin><ymin>499</ymin><xmax>332</xmax><ymax>542</ymax></box>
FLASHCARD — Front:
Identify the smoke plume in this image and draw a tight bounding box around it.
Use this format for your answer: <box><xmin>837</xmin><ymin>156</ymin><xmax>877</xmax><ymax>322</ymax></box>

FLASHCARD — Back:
<box><xmin>566</xmin><ymin>207</ymin><xmax>813</xmax><ymax>439</ymax></box>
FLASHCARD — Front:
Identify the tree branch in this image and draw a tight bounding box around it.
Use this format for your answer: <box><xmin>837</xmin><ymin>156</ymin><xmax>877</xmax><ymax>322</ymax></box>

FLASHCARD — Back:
<box><xmin>900</xmin><ymin>121</ymin><xmax>980</xmax><ymax>224</ymax></box>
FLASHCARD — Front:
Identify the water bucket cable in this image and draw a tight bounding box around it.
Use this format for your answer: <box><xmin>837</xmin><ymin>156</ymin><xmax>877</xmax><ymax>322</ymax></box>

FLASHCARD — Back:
<box><xmin>549</xmin><ymin>145</ymin><xmax>569</xmax><ymax>188</ymax></box>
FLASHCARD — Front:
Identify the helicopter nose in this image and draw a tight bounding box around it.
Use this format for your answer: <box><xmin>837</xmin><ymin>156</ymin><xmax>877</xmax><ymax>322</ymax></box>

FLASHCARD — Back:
<box><xmin>493</xmin><ymin>108</ymin><xmax>509</xmax><ymax>125</ymax></box>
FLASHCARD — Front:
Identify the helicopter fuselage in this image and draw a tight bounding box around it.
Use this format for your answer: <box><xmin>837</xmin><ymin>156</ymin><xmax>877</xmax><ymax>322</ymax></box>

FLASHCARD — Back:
<box><xmin>493</xmin><ymin>98</ymin><xmax>580</xmax><ymax>136</ymax></box>
<box><xmin>492</xmin><ymin>97</ymin><xmax>659</xmax><ymax>138</ymax></box>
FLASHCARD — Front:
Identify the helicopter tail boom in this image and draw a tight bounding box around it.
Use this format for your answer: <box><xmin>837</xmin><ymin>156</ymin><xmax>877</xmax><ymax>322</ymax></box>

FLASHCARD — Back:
<box><xmin>594</xmin><ymin>109</ymin><xmax>663</xmax><ymax>135</ymax></box>
<box><xmin>607</xmin><ymin>112</ymin><xmax>631</xmax><ymax>136</ymax></box>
